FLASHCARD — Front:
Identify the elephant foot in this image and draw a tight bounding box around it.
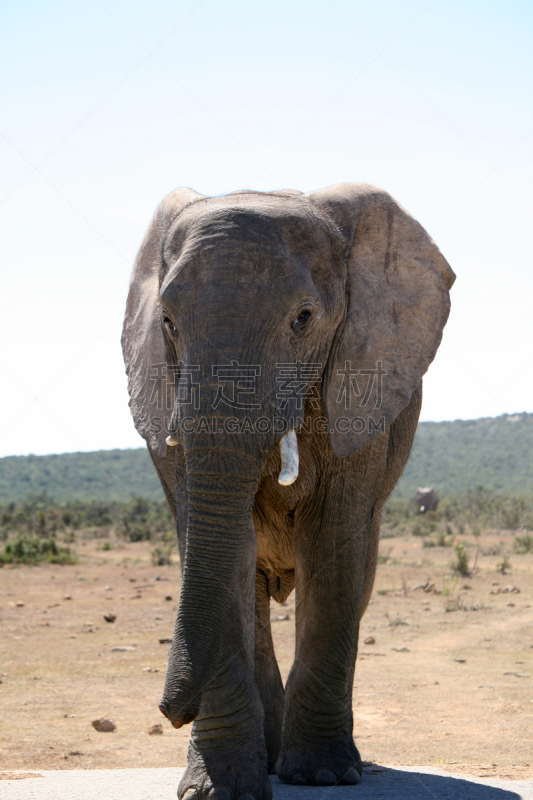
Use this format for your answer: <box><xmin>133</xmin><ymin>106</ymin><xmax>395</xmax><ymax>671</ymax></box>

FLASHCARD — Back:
<box><xmin>258</xmin><ymin>686</ymin><xmax>283</xmax><ymax>774</ymax></box>
<box><xmin>179</xmin><ymin>735</ymin><xmax>272</xmax><ymax>800</ymax></box>
<box><xmin>263</xmin><ymin>718</ymin><xmax>282</xmax><ymax>775</ymax></box>
<box><xmin>276</xmin><ymin>735</ymin><xmax>362</xmax><ymax>786</ymax></box>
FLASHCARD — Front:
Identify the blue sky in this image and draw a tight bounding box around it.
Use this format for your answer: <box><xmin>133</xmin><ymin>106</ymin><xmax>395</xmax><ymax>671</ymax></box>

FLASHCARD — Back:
<box><xmin>1</xmin><ymin>0</ymin><xmax>532</xmax><ymax>457</ymax></box>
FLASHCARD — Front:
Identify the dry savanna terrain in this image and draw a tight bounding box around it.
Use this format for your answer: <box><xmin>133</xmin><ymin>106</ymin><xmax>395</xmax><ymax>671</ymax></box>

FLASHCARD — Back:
<box><xmin>1</xmin><ymin>529</ymin><xmax>532</xmax><ymax>780</ymax></box>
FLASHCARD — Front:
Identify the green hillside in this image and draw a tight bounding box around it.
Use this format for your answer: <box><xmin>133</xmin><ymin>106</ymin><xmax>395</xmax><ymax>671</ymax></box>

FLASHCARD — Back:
<box><xmin>0</xmin><ymin>449</ymin><xmax>163</xmax><ymax>503</ymax></box>
<box><xmin>394</xmin><ymin>412</ymin><xmax>533</xmax><ymax>499</ymax></box>
<box><xmin>0</xmin><ymin>413</ymin><xmax>532</xmax><ymax>504</ymax></box>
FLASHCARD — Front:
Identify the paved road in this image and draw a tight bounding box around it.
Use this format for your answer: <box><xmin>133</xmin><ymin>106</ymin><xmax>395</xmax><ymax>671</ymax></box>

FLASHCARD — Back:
<box><xmin>1</xmin><ymin>767</ymin><xmax>532</xmax><ymax>800</ymax></box>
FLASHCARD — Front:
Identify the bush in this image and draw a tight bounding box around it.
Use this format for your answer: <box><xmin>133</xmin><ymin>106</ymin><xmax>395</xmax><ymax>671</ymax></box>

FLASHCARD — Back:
<box><xmin>382</xmin><ymin>488</ymin><xmax>533</xmax><ymax>538</ymax></box>
<box><xmin>0</xmin><ymin>495</ymin><xmax>175</xmax><ymax>544</ymax></box>
<box><xmin>437</xmin><ymin>529</ymin><xmax>454</xmax><ymax>547</ymax></box>
<box><xmin>445</xmin><ymin>594</ymin><xmax>466</xmax><ymax>612</ymax></box>
<box><xmin>151</xmin><ymin>545</ymin><xmax>174</xmax><ymax>566</ymax></box>
<box><xmin>424</xmin><ymin>528</ymin><xmax>455</xmax><ymax>548</ymax></box>
<box><xmin>126</xmin><ymin>524</ymin><xmax>152</xmax><ymax>542</ymax></box>
<box><xmin>496</xmin><ymin>555</ymin><xmax>512</xmax><ymax>574</ymax></box>
<box><xmin>0</xmin><ymin>536</ymin><xmax>77</xmax><ymax>565</ymax></box>
<box><xmin>514</xmin><ymin>532</ymin><xmax>533</xmax><ymax>554</ymax></box>
<box><xmin>452</xmin><ymin>544</ymin><xmax>470</xmax><ymax>576</ymax></box>
<box><xmin>119</xmin><ymin>496</ymin><xmax>174</xmax><ymax>542</ymax></box>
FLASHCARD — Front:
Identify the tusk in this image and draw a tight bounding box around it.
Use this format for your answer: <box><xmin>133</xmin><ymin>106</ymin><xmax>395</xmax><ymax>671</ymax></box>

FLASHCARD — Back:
<box><xmin>166</xmin><ymin>435</ymin><xmax>179</xmax><ymax>447</ymax></box>
<box><xmin>278</xmin><ymin>430</ymin><xmax>299</xmax><ymax>486</ymax></box>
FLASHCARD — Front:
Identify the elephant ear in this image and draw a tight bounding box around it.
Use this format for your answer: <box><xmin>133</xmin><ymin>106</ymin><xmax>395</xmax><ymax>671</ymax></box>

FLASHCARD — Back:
<box><xmin>309</xmin><ymin>183</ymin><xmax>455</xmax><ymax>457</ymax></box>
<box><xmin>122</xmin><ymin>188</ymin><xmax>204</xmax><ymax>457</ymax></box>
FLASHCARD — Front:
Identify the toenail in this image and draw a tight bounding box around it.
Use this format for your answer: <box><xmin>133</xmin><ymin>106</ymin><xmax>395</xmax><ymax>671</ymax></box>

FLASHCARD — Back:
<box><xmin>342</xmin><ymin>767</ymin><xmax>361</xmax><ymax>785</ymax></box>
<box><xmin>291</xmin><ymin>773</ymin><xmax>306</xmax><ymax>785</ymax></box>
<box><xmin>206</xmin><ymin>788</ymin><xmax>232</xmax><ymax>800</ymax></box>
<box><xmin>182</xmin><ymin>791</ymin><xmax>197</xmax><ymax>800</ymax></box>
<box><xmin>314</xmin><ymin>769</ymin><xmax>337</xmax><ymax>786</ymax></box>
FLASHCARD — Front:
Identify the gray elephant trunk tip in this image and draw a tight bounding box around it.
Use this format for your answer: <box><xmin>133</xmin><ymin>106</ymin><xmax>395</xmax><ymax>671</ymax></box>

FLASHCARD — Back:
<box><xmin>278</xmin><ymin>429</ymin><xmax>299</xmax><ymax>486</ymax></box>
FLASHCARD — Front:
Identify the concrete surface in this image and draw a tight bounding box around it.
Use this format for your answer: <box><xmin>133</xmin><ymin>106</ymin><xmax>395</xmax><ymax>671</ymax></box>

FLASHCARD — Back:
<box><xmin>0</xmin><ymin>767</ymin><xmax>532</xmax><ymax>800</ymax></box>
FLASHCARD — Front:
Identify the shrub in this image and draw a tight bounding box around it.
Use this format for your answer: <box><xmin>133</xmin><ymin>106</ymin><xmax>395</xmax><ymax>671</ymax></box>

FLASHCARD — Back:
<box><xmin>425</xmin><ymin>529</ymin><xmax>455</xmax><ymax>548</ymax></box>
<box><xmin>445</xmin><ymin>594</ymin><xmax>490</xmax><ymax>613</ymax></box>
<box><xmin>452</xmin><ymin>544</ymin><xmax>470</xmax><ymax>576</ymax></box>
<box><xmin>377</xmin><ymin>547</ymin><xmax>392</xmax><ymax>564</ymax></box>
<box><xmin>514</xmin><ymin>532</ymin><xmax>533</xmax><ymax>554</ymax></box>
<box><xmin>118</xmin><ymin>496</ymin><xmax>174</xmax><ymax>542</ymax></box>
<box><xmin>496</xmin><ymin>555</ymin><xmax>512</xmax><ymax>574</ymax></box>
<box><xmin>0</xmin><ymin>536</ymin><xmax>77</xmax><ymax>565</ymax></box>
<box><xmin>437</xmin><ymin>529</ymin><xmax>454</xmax><ymax>547</ymax></box>
<box><xmin>0</xmin><ymin>495</ymin><xmax>175</xmax><ymax>542</ymax></box>
<box><xmin>445</xmin><ymin>594</ymin><xmax>466</xmax><ymax>612</ymax></box>
<box><xmin>126</xmin><ymin>524</ymin><xmax>152</xmax><ymax>542</ymax></box>
<box><xmin>386</xmin><ymin>613</ymin><xmax>407</xmax><ymax>627</ymax></box>
<box><xmin>382</xmin><ymin>489</ymin><xmax>533</xmax><ymax>537</ymax></box>
<box><xmin>151</xmin><ymin>545</ymin><xmax>174</xmax><ymax>566</ymax></box>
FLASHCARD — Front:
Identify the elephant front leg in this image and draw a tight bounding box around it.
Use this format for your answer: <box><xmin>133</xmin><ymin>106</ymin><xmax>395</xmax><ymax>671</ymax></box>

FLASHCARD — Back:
<box><xmin>176</xmin><ymin>547</ymin><xmax>272</xmax><ymax>800</ymax></box>
<box><xmin>181</xmin><ymin>647</ymin><xmax>271</xmax><ymax>800</ymax></box>
<box><xmin>276</xmin><ymin>482</ymin><xmax>370</xmax><ymax>786</ymax></box>
<box><xmin>254</xmin><ymin>570</ymin><xmax>285</xmax><ymax>773</ymax></box>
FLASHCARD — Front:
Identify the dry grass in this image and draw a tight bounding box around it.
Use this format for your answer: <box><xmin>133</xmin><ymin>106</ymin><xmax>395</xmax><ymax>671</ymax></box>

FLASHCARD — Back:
<box><xmin>0</xmin><ymin>531</ymin><xmax>532</xmax><ymax>778</ymax></box>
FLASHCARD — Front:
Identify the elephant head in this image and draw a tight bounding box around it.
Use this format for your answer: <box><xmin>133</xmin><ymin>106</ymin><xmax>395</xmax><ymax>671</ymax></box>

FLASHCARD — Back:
<box><xmin>122</xmin><ymin>183</ymin><xmax>454</xmax><ymax>726</ymax></box>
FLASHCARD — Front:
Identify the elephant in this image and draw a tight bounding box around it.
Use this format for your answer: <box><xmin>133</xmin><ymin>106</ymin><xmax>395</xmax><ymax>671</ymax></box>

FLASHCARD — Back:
<box><xmin>122</xmin><ymin>183</ymin><xmax>455</xmax><ymax>799</ymax></box>
<box><xmin>415</xmin><ymin>487</ymin><xmax>439</xmax><ymax>513</ymax></box>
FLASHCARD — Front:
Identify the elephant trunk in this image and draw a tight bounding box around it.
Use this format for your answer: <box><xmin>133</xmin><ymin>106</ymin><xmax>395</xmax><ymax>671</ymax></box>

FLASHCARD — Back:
<box><xmin>159</xmin><ymin>442</ymin><xmax>261</xmax><ymax>728</ymax></box>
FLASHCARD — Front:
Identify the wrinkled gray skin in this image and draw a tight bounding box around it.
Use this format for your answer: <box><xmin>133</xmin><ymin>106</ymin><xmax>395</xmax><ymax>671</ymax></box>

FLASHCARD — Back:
<box><xmin>122</xmin><ymin>184</ymin><xmax>455</xmax><ymax>800</ymax></box>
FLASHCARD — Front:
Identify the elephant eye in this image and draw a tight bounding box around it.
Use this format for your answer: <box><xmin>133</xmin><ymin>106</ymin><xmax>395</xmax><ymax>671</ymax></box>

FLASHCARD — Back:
<box><xmin>162</xmin><ymin>316</ymin><xmax>176</xmax><ymax>333</ymax></box>
<box><xmin>292</xmin><ymin>310</ymin><xmax>311</xmax><ymax>332</ymax></box>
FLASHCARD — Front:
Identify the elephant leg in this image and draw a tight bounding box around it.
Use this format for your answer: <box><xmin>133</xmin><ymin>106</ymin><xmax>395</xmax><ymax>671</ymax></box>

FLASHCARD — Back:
<box><xmin>254</xmin><ymin>569</ymin><xmax>284</xmax><ymax>773</ymax></box>
<box><xmin>177</xmin><ymin>541</ymin><xmax>271</xmax><ymax>800</ymax></box>
<box><xmin>276</xmin><ymin>471</ymin><xmax>372</xmax><ymax>787</ymax></box>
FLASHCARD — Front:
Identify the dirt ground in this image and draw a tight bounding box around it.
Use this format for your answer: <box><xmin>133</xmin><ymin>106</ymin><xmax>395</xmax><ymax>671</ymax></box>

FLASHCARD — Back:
<box><xmin>1</xmin><ymin>531</ymin><xmax>532</xmax><ymax>779</ymax></box>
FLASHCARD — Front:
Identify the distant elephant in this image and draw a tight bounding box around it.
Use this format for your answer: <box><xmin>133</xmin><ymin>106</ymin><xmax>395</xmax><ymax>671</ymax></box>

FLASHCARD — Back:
<box><xmin>415</xmin><ymin>487</ymin><xmax>439</xmax><ymax>513</ymax></box>
<box><xmin>122</xmin><ymin>183</ymin><xmax>454</xmax><ymax>799</ymax></box>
